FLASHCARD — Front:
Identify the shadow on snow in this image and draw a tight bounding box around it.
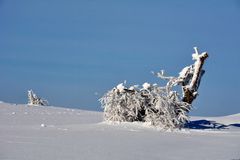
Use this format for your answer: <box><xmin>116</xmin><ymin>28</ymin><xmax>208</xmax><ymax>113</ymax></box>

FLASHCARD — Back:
<box><xmin>185</xmin><ymin>120</ymin><xmax>240</xmax><ymax>130</ymax></box>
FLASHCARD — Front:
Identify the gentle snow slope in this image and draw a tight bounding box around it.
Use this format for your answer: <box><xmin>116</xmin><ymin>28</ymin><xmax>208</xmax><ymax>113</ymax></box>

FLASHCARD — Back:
<box><xmin>0</xmin><ymin>103</ymin><xmax>239</xmax><ymax>160</ymax></box>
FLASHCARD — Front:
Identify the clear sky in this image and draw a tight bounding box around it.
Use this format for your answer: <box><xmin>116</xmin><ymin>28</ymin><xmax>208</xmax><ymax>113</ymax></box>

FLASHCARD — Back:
<box><xmin>0</xmin><ymin>0</ymin><xmax>239</xmax><ymax>116</ymax></box>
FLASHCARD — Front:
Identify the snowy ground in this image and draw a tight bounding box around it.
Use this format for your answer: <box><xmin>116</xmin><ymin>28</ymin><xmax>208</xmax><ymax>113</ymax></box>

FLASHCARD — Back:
<box><xmin>0</xmin><ymin>102</ymin><xmax>239</xmax><ymax>160</ymax></box>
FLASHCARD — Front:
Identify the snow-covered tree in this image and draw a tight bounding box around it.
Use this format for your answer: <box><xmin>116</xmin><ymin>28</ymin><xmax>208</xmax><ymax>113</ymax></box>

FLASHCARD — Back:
<box><xmin>100</xmin><ymin>47</ymin><xmax>208</xmax><ymax>129</ymax></box>
<box><xmin>28</xmin><ymin>90</ymin><xmax>48</xmax><ymax>106</ymax></box>
<box><xmin>100</xmin><ymin>83</ymin><xmax>143</xmax><ymax>122</ymax></box>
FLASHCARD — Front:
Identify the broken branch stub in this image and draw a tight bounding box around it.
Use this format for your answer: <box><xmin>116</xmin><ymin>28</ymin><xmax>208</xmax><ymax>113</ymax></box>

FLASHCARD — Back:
<box><xmin>182</xmin><ymin>47</ymin><xmax>209</xmax><ymax>104</ymax></box>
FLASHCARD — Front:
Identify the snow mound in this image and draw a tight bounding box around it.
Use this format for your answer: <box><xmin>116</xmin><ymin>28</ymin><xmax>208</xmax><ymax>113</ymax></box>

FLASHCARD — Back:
<box><xmin>0</xmin><ymin>102</ymin><xmax>239</xmax><ymax>160</ymax></box>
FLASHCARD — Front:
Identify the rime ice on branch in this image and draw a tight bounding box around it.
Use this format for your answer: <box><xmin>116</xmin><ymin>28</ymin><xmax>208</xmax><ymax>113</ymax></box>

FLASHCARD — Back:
<box><xmin>28</xmin><ymin>90</ymin><xmax>48</xmax><ymax>106</ymax></box>
<box><xmin>100</xmin><ymin>47</ymin><xmax>208</xmax><ymax>129</ymax></box>
<box><xmin>182</xmin><ymin>47</ymin><xmax>208</xmax><ymax>104</ymax></box>
<box><xmin>155</xmin><ymin>47</ymin><xmax>208</xmax><ymax>104</ymax></box>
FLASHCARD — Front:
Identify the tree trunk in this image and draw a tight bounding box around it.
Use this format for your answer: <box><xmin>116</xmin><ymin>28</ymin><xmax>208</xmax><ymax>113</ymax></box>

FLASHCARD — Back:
<box><xmin>182</xmin><ymin>47</ymin><xmax>208</xmax><ymax>104</ymax></box>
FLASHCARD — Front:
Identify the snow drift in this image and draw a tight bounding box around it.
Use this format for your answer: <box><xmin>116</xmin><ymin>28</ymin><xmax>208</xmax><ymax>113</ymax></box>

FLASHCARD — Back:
<box><xmin>0</xmin><ymin>102</ymin><xmax>239</xmax><ymax>160</ymax></box>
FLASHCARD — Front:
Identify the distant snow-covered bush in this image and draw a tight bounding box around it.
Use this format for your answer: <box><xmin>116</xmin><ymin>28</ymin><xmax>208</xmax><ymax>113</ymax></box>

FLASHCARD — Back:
<box><xmin>100</xmin><ymin>47</ymin><xmax>208</xmax><ymax>130</ymax></box>
<box><xmin>28</xmin><ymin>90</ymin><xmax>48</xmax><ymax>106</ymax></box>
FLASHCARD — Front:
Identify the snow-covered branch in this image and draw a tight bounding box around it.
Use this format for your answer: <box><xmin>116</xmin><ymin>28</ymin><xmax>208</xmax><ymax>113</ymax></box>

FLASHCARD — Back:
<box><xmin>182</xmin><ymin>47</ymin><xmax>208</xmax><ymax>104</ymax></box>
<box><xmin>155</xmin><ymin>47</ymin><xmax>208</xmax><ymax>104</ymax></box>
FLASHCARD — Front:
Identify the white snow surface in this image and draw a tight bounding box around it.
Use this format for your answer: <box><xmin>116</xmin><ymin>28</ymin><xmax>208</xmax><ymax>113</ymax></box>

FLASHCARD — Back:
<box><xmin>116</xmin><ymin>83</ymin><xmax>125</xmax><ymax>92</ymax></box>
<box><xmin>142</xmin><ymin>82</ymin><xmax>151</xmax><ymax>90</ymax></box>
<box><xmin>178</xmin><ymin>66</ymin><xmax>190</xmax><ymax>78</ymax></box>
<box><xmin>0</xmin><ymin>102</ymin><xmax>239</xmax><ymax>160</ymax></box>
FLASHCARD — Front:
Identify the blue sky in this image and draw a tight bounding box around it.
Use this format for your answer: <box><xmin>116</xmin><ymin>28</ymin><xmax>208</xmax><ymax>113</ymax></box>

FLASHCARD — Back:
<box><xmin>0</xmin><ymin>0</ymin><xmax>239</xmax><ymax>116</ymax></box>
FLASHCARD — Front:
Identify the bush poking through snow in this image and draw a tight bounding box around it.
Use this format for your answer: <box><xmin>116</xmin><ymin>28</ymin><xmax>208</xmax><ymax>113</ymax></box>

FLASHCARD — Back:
<box><xmin>28</xmin><ymin>90</ymin><xmax>48</xmax><ymax>106</ymax></box>
<box><xmin>100</xmin><ymin>47</ymin><xmax>208</xmax><ymax>129</ymax></box>
<box><xmin>100</xmin><ymin>82</ymin><xmax>190</xmax><ymax>129</ymax></box>
<box><xmin>100</xmin><ymin>84</ymin><xmax>143</xmax><ymax>122</ymax></box>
